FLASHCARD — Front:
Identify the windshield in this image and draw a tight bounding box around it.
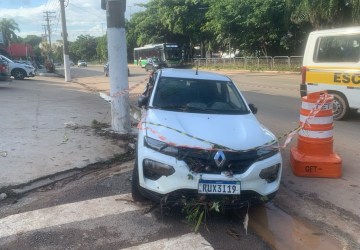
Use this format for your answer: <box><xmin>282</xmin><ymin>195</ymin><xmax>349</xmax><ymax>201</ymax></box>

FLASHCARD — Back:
<box><xmin>152</xmin><ymin>77</ymin><xmax>249</xmax><ymax>114</ymax></box>
<box><xmin>0</xmin><ymin>56</ymin><xmax>12</xmax><ymax>63</ymax></box>
<box><xmin>164</xmin><ymin>48</ymin><xmax>182</xmax><ymax>60</ymax></box>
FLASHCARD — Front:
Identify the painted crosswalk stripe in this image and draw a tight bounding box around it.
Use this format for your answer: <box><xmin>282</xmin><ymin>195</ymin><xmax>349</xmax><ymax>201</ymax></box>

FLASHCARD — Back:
<box><xmin>0</xmin><ymin>193</ymin><xmax>146</xmax><ymax>238</ymax></box>
<box><xmin>123</xmin><ymin>233</ymin><xmax>213</xmax><ymax>250</ymax></box>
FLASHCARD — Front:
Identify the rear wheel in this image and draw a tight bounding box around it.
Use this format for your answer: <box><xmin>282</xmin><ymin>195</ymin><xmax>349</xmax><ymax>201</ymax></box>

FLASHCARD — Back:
<box><xmin>332</xmin><ymin>93</ymin><xmax>349</xmax><ymax>120</ymax></box>
<box><xmin>12</xmin><ymin>69</ymin><xmax>26</xmax><ymax>80</ymax></box>
<box><xmin>131</xmin><ymin>160</ymin><xmax>147</xmax><ymax>202</ymax></box>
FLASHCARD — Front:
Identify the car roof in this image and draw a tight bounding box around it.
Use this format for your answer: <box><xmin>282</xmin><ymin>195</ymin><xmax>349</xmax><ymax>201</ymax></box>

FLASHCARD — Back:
<box><xmin>309</xmin><ymin>26</ymin><xmax>360</xmax><ymax>36</ymax></box>
<box><xmin>159</xmin><ymin>68</ymin><xmax>231</xmax><ymax>81</ymax></box>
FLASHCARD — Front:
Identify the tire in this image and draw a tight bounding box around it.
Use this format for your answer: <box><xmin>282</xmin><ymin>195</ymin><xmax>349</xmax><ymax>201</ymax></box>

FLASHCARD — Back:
<box><xmin>332</xmin><ymin>93</ymin><xmax>349</xmax><ymax>120</ymax></box>
<box><xmin>12</xmin><ymin>69</ymin><xmax>26</xmax><ymax>80</ymax></box>
<box><xmin>131</xmin><ymin>160</ymin><xmax>147</xmax><ymax>202</ymax></box>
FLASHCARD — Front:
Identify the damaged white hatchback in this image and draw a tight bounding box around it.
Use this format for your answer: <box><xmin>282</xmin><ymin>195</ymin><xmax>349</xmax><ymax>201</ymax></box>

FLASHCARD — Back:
<box><xmin>133</xmin><ymin>68</ymin><xmax>282</xmax><ymax>207</ymax></box>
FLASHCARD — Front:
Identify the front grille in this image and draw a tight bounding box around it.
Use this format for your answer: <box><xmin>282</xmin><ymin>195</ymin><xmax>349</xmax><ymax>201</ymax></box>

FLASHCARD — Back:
<box><xmin>177</xmin><ymin>148</ymin><xmax>258</xmax><ymax>174</ymax></box>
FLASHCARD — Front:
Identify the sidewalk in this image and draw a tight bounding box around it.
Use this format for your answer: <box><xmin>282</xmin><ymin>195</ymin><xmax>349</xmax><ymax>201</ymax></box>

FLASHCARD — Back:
<box><xmin>0</xmin><ymin>73</ymin><xmax>143</xmax><ymax>194</ymax></box>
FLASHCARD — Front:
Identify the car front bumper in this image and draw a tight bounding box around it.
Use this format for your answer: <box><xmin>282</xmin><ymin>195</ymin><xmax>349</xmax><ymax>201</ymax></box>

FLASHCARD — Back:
<box><xmin>137</xmin><ymin>143</ymin><xmax>282</xmax><ymax>204</ymax></box>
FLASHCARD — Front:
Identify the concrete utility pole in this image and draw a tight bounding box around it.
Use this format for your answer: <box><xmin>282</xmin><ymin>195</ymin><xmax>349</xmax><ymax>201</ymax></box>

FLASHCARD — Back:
<box><xmin>43</xmin><ymin>11</ymin><xmax>55</xmax><ymax>60</ymax></box>
<box><xmin>101</xmin><ymin>0</ymin><xmax>131</xmax><ymax>134</ymax></box>
<box><xmin>59</xmin><ymin>0</ymin><xmax>71</xmax><ymax>82</ymax></box>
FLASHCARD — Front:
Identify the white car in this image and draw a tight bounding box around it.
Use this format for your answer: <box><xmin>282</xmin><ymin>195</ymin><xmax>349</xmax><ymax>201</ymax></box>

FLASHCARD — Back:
<box><xmin>77</xmin><ymin>60</ymin><xmax>87</xmax><ymax>67</ymax></box>
<box><xmin>0</xmin><ymin>55</ymin><xmax>35</xmax><ymax>80</ymax></box>
<box><xmin>133</xmin><ymin>68</ymin><xmax>282</xmax><ymax>207</ymax></box>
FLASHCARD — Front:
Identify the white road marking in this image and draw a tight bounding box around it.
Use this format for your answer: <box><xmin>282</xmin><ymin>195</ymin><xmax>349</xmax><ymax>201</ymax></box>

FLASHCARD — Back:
<box><xmin>0</xmin><ymin>193</ymin><xmax>145</xmax><ymax>238</ymax></box>
<box><xmin>123</xmin><ymin>233</ymin><xmax>213</xmax><ymax>250</ymax></box>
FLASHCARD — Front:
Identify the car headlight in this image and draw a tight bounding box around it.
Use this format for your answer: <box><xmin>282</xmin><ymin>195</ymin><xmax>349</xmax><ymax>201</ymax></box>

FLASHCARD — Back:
<box><xmin>144</xmin><ymin>136</ymin><xmax>178</xmax><ymax>157</ymax></box>
<box><xmin>24</xmin><ymin>65</ymin><xmax>34</xmax><ymax>69</ymax></box>
<box><xmin>256</xmin><ymin>142</ymin><xmax>279</xmax><ymax>161</ymax></box>
<box><xmin>143</xmin><ymin>159</ymin><xmax>175</xmax><ymax>180</ymax></box>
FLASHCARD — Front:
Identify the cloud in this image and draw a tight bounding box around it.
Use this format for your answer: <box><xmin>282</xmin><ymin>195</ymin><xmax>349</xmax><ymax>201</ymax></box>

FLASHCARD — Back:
<box><xmin>0</xmin><ymin>0</ymin><xmax>146</xmax><ymax>41</ymax></box>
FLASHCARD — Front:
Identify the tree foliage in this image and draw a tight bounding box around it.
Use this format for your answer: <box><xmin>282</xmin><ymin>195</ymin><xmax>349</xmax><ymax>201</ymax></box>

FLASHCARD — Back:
<box><xmin>287</xmin><ymin>0</ymin><xmax>360</xmax><ymax>29</ymax></box>
<box><xmin>0</xmin><ymin>18</ymin><xmax>20</xmax><ymax>46</ymax></box>
<box><xmin>125</xmin><ymin>0</ymin><xmax>360</xmax><ymax>57</ymax></box>
<box><xmin>96</xmin><ymin>35</ymin><xmax>108</xmax><ymax>62</ymax></box>
<box><xmin>69</xmin><ymin>35</ymin><xmax>98</xmax><ymax>62</ymax></box>
<box><xmin>2</xmin><ymin>1</ymin><xmax>360</xmax><ymax>62</ymax></box>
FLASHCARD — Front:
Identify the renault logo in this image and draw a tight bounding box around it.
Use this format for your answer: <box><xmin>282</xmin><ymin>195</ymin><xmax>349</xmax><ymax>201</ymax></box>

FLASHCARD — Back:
<box><xmin>214</xmin><ymin>151</ymin><xmax>226</xmax><ymax>168</ymax></box>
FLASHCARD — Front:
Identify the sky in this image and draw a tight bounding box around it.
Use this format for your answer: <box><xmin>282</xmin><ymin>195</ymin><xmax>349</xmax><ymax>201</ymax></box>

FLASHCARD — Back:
<box><xmin>0</xmin><ymin>0</ymin><xmax>147</xmax><ymax>42</ymax></box>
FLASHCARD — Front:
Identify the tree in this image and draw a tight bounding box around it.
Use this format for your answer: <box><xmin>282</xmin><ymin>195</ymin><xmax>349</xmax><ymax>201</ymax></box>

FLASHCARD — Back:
<box><xmin>204</xmin><ymin>0</ymin><xmax>291</xmax><ymax>56</ymax></box>
<box><xmin>20</xmin><ymin>35</ymin><xmax>43</xmax><ymax>61</ymax></box>
<box><xmin>69</xmin><ymin>35</ymin><xmax>97</xmax><ymax>62</ymax></box>
<box><xmin>0</xmin><ymin>18</ymin><xmax>20</xmax><ymax>47</ymax></box>
<box><xmin>52</xmin><ymin>40</ymin><xmax>64</xmax><ymax>63</ymax></box>
<box><xmin>287</xmin><ymin>0</ymin><xmax>360</xmax><ymax>29</ymax></box>
<box><xmin>96</xmin><ymin>35</ymin><xmax>107</xmax><ymax>62</ymax></box>
<box><xmin>154</xmin><ymin>0</ymin><xmax>211</xmax><ymax>57</ymax></box>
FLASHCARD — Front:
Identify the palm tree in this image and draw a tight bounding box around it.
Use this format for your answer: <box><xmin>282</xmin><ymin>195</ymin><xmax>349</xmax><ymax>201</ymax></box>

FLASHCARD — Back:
<box><xmin>0</xmin><ymin>18</ymin><xmax>20</xmax><ymax>47</ymax></box>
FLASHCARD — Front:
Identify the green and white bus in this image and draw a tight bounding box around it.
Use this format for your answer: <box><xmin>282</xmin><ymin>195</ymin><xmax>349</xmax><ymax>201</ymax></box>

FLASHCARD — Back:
<box><xmin>134</xmin><ymin>43</ymin><xmax>182</xmax><ymax>68</ymax></box>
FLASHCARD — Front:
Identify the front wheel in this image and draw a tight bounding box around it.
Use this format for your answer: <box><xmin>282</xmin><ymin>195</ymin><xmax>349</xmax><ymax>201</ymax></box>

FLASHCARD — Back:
<box><xmin>12</xmin><ymin>69</ymin><xmax>26</xmax><ymax>80</ymax></box>
<box><xmin>332</xmin><ymin>93</ymin><xmax>349</xmax><ymax>120</ymax></box>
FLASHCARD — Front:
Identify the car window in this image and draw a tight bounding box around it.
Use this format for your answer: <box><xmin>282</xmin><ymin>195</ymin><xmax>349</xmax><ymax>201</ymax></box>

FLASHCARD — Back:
<box><xmin>152</xmin><ymin>77</ymin><xmax>249</xmax><ymax>114</ymax></box>
<box><xmin>314</xmin><ymin>34</ymin><xmax>360</xmax><ymax>62</ymax></box>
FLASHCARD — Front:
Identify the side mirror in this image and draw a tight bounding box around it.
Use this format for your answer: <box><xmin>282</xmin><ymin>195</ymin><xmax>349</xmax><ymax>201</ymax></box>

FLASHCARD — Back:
<box><xmin>249</xmin><ymin>103</ymin><xmax>258</xmax><ymax>114</ymax></box>
<box><xmin>138</xmin><ymin>95</ymin><xmax>149</xmax><ymax>108</ymax></box>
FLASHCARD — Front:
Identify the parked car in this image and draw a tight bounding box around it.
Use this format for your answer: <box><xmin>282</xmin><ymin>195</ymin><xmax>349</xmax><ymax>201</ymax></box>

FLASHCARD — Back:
<box><xmin>0</xmin><ymin>59</ymin><xmax>10</xmax><ymax>82</ymax></box>
<box><xmin>144</xmin><ymin>57</ymin><xmax>166</xmax><ymax>71</ymax></box>
<box><xmin>132</xmin><ymin>68</ymin><xmax>282</xmax><ymax>207</ymax></box>
<box><xmin>77</xmin><ymin>60</ymin><xmax>87</xmax><ymax>67</ymax></box>
<box><xmin>13</xmin><ymin>60</ymin><xmax>34</xmax><ymax>67</ymax></box>
<box><xmin>104</xmin><ymin>62</ymin><xmax>109</xmax><ymax>76</ymax></box>
<box><xmin>0</xmin><ymin>55</ymin><xmax>35</xmax><ymax>80</ymax></box>
<box><xmin>104</xmin><ymin>62</ymin><xmax>130</xmax><ymax>77</ymax></box>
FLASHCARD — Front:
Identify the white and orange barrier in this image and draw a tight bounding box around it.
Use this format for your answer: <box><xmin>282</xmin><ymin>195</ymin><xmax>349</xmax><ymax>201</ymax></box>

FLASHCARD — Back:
<box><xmin>290</xmin><ymin>91</ymin><xmax>342</xmax><ymax>178</ymax></box>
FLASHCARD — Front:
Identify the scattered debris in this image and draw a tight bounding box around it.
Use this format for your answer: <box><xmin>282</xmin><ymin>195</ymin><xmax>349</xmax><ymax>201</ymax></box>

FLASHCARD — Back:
<box><xmin>243</xmin><ymin>205</ymin><xmax>249</xmax><ymax>235</ymax></box>
<box><xmin>226</xmin><ymin>228</ymin><xmax>241</xmax><ymax>240</ymax></box>
<box><xmin>62</xmin><ymin>133</ymin><xmax>69</xmax><ymax>143</ymax></box>
<box><xmin>64</xmin><ymin>121</ymin><xmax>79</xmax><ymax>130</ymax></box>
<box><xmin>99</xmin><ymin>92</ymin><xmax>111</xmax><ymax>102</ymax></box>
<box><xmin>91</xmin><ymin>119</ymin><xmax>111</xmax><ymax>130</ymax></box>
<box><xmin>0</xmin><ymin>193</ymin><xmax>7</xmax><ymax>200</ymax></box>
<box><xmin>243</xmin><ymin>213</ymin><xmax>249</xmax><ymax>235</ymax></box>
<box><xmin>0</xmin><ymin>151</ymin><xmax>7</xmax><ymax>157</ymax></box>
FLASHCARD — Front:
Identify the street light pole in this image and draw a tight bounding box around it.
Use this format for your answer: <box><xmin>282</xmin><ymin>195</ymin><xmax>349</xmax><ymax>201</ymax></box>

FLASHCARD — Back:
<box><xmin>59</xmin><ymin>0</ymin><xmax>71</xmax><ymax>82</ymax></box>
<box><xmin>101</xmin><ymin>0</ymin><xmax>130</xmax><ymax>134</ymax></box>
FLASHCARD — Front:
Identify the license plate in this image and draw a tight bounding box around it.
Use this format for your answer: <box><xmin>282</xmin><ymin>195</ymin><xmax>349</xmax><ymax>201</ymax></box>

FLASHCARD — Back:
<box><xmin>198</xmin><ymin>180</ymin><xmax>240</xmax><ymax>195</ymax></box>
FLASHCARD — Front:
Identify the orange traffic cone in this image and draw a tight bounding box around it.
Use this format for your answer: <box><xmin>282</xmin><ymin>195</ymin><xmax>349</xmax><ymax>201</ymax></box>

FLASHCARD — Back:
<box><xmin>290</xmin><ymin>91</ymin><xmax>342</xmax><ymax>178</ymax></box>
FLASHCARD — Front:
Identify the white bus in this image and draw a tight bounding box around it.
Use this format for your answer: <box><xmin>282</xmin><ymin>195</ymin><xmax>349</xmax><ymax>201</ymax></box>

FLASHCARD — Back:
<box><xmin>134</xmin><ymin>43</ymin><xmax>182</xmax><ymax>68</ymax></box>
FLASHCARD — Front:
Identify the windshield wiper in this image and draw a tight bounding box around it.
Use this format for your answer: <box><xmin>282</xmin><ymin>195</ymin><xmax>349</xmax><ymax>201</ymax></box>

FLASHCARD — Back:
<box><xmin>154</xmin><ymin>105</ymin><xmax>186</xmax><ymax>111</ymax></box>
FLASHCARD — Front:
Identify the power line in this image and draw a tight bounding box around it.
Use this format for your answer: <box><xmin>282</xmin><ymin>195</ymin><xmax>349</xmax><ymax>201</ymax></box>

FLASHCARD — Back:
<box><xmin>68</xmin><ymin>2</ymin><xmax>105</xmax><ymax>19</ymax></box>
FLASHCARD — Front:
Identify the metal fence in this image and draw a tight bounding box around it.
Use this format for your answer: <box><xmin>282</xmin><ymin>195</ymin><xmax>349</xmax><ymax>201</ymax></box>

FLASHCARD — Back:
<box><xmin>192</xmin><ymin>56</ymin><xmax>303</xmax><ymax>71</ymax></box>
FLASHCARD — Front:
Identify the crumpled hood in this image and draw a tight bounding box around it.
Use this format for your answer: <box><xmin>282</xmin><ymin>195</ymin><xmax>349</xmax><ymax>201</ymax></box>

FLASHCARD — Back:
<box><xmin>143</xmin><ymin>109</ymin><xmax>276</xmax><ymax>150</ymax></box>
